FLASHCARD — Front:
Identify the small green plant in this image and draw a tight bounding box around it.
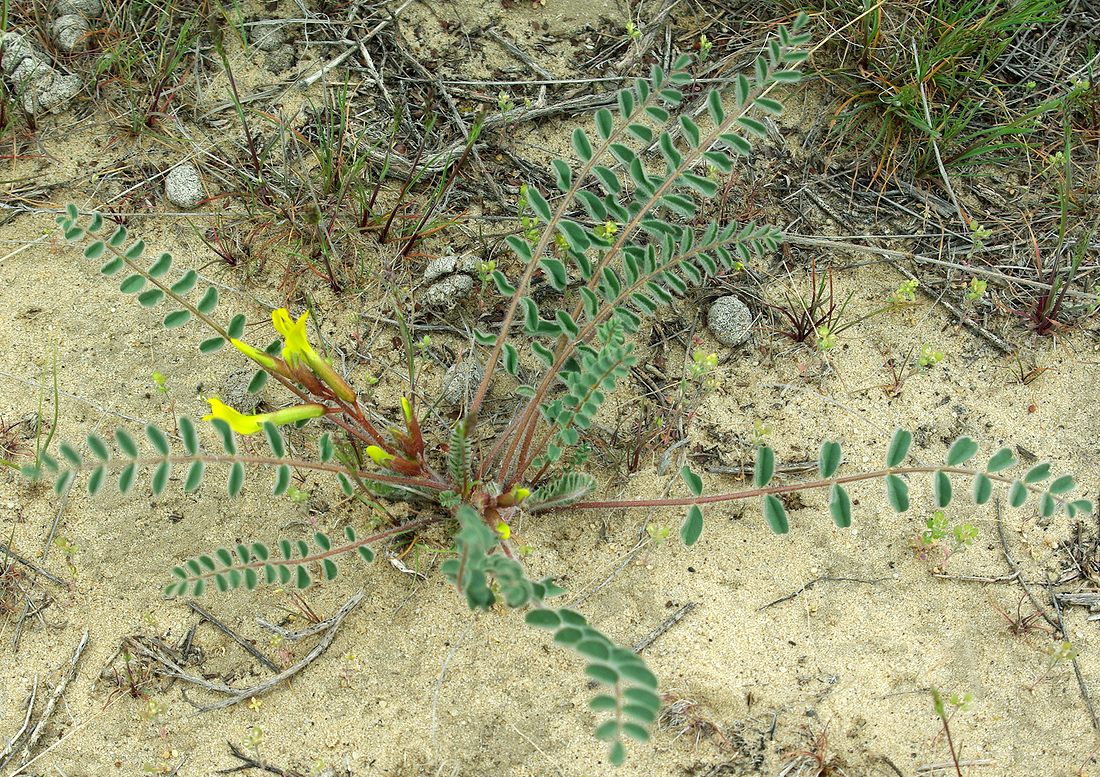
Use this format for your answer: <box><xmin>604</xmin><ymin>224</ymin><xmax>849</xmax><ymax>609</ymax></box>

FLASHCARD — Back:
<box><xmin>889</xmin><ymin>279</ymin><xmax>919</xmax><ymax>306</ymax></box>
<box><xmin>913</xmin><ymin>510</ymin><xmax>976</xmax><ymax>568</ymax></box>
<box><xmin>33</xmin><ymin>17</ymin><xmax>1093</xmax><ymax>766</ymax></box>
<box><xmin>917</xmin><ymin>343</ymin><xmax>945</xmax><ymax>368</ymax></box>
<box><xmin>1028</xmin><ymin>639</ymin><xmax>1078</xmax><ymax>691</ymax></box>
<box><xmin>930</xmin><ymin>688</ymin><xmax>971</xmax><ymax>777</ymax></box>
<box><xmin>964</xmin><ymin>277</ymin><xmax>987</xmax><ymax>301</ymax></box>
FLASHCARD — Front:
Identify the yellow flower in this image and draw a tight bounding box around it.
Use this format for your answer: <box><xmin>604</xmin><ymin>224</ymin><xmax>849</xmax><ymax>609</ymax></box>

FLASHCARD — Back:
<box><xmin>495</xmin><ymin>521</ymin><xmax>511</xmax><ymax>540</ymax></box>
<box><xmin>365</xmin><ymin>445</ymin><xmax>394</xmax><ymax>466</ymax></box>
<box><xmin>271</xmin><ymin>308</ymin><xmax>317</xmax><ymax>370</ymax></box>
<box><xmin>271</xmin><ymin>308</ymin><xmax>356</xmax><ymax>404</ymax></box>
<box><xmin>203</xmin><ymin>398</ymin><xmax>325</xmax><ymax>435</ymax></box>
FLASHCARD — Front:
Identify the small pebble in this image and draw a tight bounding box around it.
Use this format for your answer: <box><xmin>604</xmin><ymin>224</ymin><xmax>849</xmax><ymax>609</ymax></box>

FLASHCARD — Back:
<box><xmin>56</xmin><ymin>0</ymin><xmax>103</xmax><ymax>16</ymax></box>
<box><xmin>707</xmin><ymin>295</ymin><xmax>752</xmax><ymax>347</ymax></box>
<box><xmin>52</xmin><ymin>14</ymin><xmax>88</xmax><ymax>53</ymax></box>
<box><xmin>165</xmin><ymin>163</ymin><xmax>205</xmax><ymax>208</ymax></box>
<box><xmin>442</xmin><ymin>360</ymin><xmax>487</xmax><ymax>407</ymax></box>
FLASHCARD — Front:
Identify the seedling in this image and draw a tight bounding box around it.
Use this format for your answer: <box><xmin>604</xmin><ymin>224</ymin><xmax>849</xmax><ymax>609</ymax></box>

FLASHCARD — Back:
<box><xmin>912</xmin><ymin>510</ymin><xmax>976</xmax><ymax>570</ymax></box>
<box><xmin>930</xmin><ymin>688</ymin><xmax>971</xmax><ymax>777</ymax></box>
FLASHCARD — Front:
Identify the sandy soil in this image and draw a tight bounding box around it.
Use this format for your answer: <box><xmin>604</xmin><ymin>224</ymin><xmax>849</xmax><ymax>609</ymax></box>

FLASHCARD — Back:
<box><xmin>2</xmin><ymin>1</ymin><xmax>1099</xmax><ymax>776</ymax></box>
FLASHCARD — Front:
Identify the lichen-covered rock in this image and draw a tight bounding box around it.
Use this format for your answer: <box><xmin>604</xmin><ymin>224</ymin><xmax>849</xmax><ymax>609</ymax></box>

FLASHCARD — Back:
<box><xmin>442</xmin><ymin>361</ymin><xmax>487</xmax><ymax>407</ymax></box>
<box><xmin>252</xmin><ymin>21</ymin><xmax>288</xmax><ymax>51</ymax></box>
<box><xmin>423</xmin><ymin>253</ymin><xmax>480</xmax><ymax>284</ymax></box>
<box><xmin>56</xmin><ymin>0</ymin><xmax>103</xmax><ymax>16</ymax></box>
<box><xmin>264</xmin><ymin>45</ymin><xmax>295</xmax><ymax>73</ymax></box>
<box><xmin>424</xmin><ymin>273</ymin><xmax>474</xmax><ymax>312</ymax></box>
<box><xmin>165</xmin><ymin>163</ymin><xmax>204</xmax><ymax>208</ymax></box>
<box><xmin>20</xmin><ymin>70</ymin><xmax>81</xmax><ymax>115</ymax></box>
<box><xmin>0</xmin><ymin>33</ymin><xmax>35</xmax><ymax>75</ymax></box>
<box><xmin>422</xmin><ymin>253</ymin><xmax>481</xmax><ymax>313</ymax></box>
<box><xmin>52</xmin><ymin>14</ymin><xmax>88</xmax><ymax>53</ymax></box>
<box><xmin>707</xmin><ymin>295</ymin><xmax>753</xmax><ymax>347</ymax></box>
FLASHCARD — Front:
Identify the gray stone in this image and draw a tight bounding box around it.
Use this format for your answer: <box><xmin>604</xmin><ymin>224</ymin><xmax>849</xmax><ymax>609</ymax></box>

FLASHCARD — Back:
<box><xmin>20</xmin><ymin>71</ymin><xmax>81</xmax><ymax>115</ymax></box>
<box><xmin>56</xmin><ymin>0</ymin><xmax>103</xmax><ymax>16</ymax></box>
<box><xmin>0</xmin><ymin>33</ymin><xmax>35</xmax><ymax>75</ymax></box>
<box><xmin>424</xmin><ymin>253</ymin><xmax>480</xmax><ymax>283</ymax></box>
<box><xmin>424</xmin><ymin>273</ymin><xmax>473</xmax><ymax>312</ymax></box>
<box><xmin>264</xmin><ymin>45</ymin><xmax>295</xmax><ymax>73</ymax></box>
<box><xmin>52</xmin><ymin>14</ymin><xmax>88</xmax><ymax>53</ymax></box>
<box><xmin>165</xmin><ymin>163</ymin><xmax>204</xmax><ymax>208</ymax></box>
<box><xmin>707</xmin><ymin>295</ymin><xmax>752</xmax><ymax>347</ymax></box>
<box><xmin>10</xmin><ymin>58</ymin><xmax>49</xmax><ymax>86</ymax></box>
<box><xmin>252</xmin><ymin>22</ymin><xmax>287</xmax><ymax>51</ymax></box>
<box><xmin>442</xmin><ymin>361</ymin><xmax>487</xmax><ymax>407</ymax></box>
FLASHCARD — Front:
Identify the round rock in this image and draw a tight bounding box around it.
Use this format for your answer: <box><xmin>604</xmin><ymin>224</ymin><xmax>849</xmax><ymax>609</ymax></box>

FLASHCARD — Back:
<box><xmin>165</xmin><ymin>163</ymin><xmax>204</xmax><ymax>208</ymax></box>
<box><xmin>56</xmin><ymin>0</ymin><xmax>103</xmax><ymax>16</ymax></box>
<box><xmin>442</xmin><ymin>361</ymin><xmax>487</xmax><ymax>407</ymax></box>
<box><xmin>52</xmin><ymin>14</ymin><xmax>88</xmax><ymax>53</ymax></box>
<box><xmin>0</xmin><ymin>33</ymin><xmax>36</xmax><ymax>75</ymax></box>
<box><xmin>707</xmin><ymin>295</ymin><xmax>752</xmax><ymax>347</ymax></box>
<box><xmin>423</xmin><ymin>273</ymin><xmax>473</xmax><ymax>312</ymax></box>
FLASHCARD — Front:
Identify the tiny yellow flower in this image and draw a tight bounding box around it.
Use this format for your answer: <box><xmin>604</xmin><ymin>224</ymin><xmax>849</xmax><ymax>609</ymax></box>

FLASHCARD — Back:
<box><xmin>203</xmin><ymin>398</ymin><xmax>325</xmax><ymax>435</ymax></box>
<box><xmin>495</xmin><ymin>520</ymin><xmax>511</xmax><ymax>540</ymax></box>
<box><xmin>247</xmin><ymin>697</ymin><xmax>263</xmax><ymax>711</ymax></box>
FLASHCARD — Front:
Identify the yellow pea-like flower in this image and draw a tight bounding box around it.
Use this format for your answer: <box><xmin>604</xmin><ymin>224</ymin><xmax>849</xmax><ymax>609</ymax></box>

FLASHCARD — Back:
<box><xmin>271</xmin><ymin>308</ymin><xmax>356</xmax><ymax>404</ymax></box>
<box><xmin>203</xmin><ymin>398</ymin><xmax>325</xmax><ymax>435</ymax></box>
